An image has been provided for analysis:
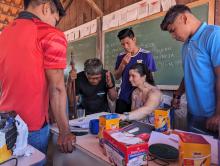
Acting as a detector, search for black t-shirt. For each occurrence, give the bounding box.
[76,70,115,115]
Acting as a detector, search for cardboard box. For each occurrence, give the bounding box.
[103,129,148,166]
[98,114,120,145]
[179,132,211,166]
[154,109,170,132]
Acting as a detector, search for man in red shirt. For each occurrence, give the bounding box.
[0,0,75,155]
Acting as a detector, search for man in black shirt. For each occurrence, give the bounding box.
[67,58,117,115]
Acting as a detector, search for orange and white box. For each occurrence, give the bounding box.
[178,132,211,166]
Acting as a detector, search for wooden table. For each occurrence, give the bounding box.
[50,124,178,166]
[50,123,219,166]
[51,131,111,166]
[75,134,111,165]
[1,145,45,166]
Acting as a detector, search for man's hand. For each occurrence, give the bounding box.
[69,70,77,80]
[119,114,126,121]
[57,132,76,153]
[206,114,220,132]
[114,53,131,80]
[171,98,180,109]
[121,53,131,65]
[106,71,113,88]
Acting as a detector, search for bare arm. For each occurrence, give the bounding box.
[106,71,117,101]
[107,88,117,101]
[114,63,126,80]
[206,66,220,131]
[120,89,162,121]
[46,69,75,153]
[131,92,136,111]
[174,78,185,96]
[129,90,162,120]
[131,89,140,111]
[114,53,131,80]
[171,78,185,109]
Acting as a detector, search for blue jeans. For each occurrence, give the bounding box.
[187,112,218,138]
[28,124,50,154]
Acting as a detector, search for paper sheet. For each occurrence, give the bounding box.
[148,131,179,149]
[103,14,111,31]
[90,19,97,34]
[69,112,110,129]
[202,135,219,164]
[69,32,75,42]
[80,23,91,38]
[109,11,119,28]
[64,29,72,42]
[127,5,138,22]
[74,29,80,40]
[111,132,143,145]
[138,0,149,19]
[161,0,172,11]
[64,32,68,40]
[148,0,161,15]
[119,8,128,26]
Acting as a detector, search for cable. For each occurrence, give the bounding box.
[0,157,18,166]
[148,154,169,166]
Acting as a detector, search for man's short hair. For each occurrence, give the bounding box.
[84,58,103,75]
[117,28,135,40]
[160,4,191,31]
[24,0,65,16]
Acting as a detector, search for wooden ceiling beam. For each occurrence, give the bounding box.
[84,0,103,16]
[64,0,73,12]
[56,0,74,26]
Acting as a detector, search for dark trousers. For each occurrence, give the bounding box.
[115,99,131,114]
[187,112,218,138]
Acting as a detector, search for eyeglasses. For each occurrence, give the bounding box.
[86,74,102,80]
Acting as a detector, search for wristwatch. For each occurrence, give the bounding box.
[123,112,130,121]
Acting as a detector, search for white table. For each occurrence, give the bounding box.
[1,145,45,166]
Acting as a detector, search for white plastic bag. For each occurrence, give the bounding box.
[13,115,29,156]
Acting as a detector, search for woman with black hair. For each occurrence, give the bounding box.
[120,63,162,121]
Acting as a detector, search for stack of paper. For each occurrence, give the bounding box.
[148,131,179,149]
[69,112,110,129]
[110,131,143,145]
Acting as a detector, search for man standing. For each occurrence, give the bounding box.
[161,4,220,137]
[114,28,156,114]
[0,0,75,154]
[67,58,117,115]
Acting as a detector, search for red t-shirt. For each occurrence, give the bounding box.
[0,15,67,131]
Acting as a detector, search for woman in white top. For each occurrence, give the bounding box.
[120,63,162,121]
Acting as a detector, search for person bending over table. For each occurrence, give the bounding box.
[67,58,117,115]
[161,5,220,137]
[0,0,75,155]
[120,63,162,121]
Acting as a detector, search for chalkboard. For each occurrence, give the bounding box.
[65,35,97,77]
[104,4,208,87]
